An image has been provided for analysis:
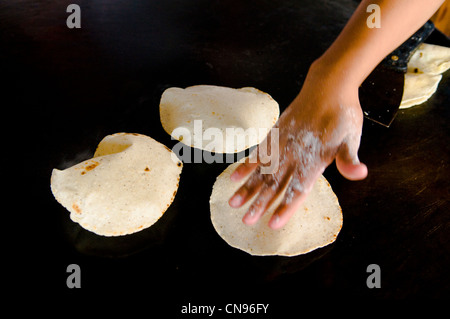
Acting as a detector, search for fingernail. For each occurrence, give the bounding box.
[269,214,281,229]
[274,214,280,225]
[229,194,242,207]
[243,207,257,225]
[230,171,241,182]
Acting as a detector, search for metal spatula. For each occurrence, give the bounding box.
[359,21,435,127]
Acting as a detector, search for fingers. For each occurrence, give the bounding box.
[229,145,277,207]
[228,170,263,208]
[241,171,292,225]
[336,155,368,180]
[229,125,367,231]
[336,134,368,181]
[268,191,308,229]
[240,184,277,226]
[268,169,321,229]
[234,166,322,229]
[230,157,259,182]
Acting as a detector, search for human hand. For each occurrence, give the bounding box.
[228,60,368,229]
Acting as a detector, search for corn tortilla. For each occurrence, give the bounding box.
[159,85,279,153]
[50,133,183,236]
[400,44,450,109]
[209,160,343,256]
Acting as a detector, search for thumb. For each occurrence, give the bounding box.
[335,133,368,181]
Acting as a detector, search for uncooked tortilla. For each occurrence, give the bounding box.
[50,133,183,236]
[160,85,279,153]
[400,43,450,109]
[209,160,342,256]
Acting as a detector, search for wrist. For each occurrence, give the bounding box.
[310,55,365,89]
[305,56,364,98]
[289,58,364,128]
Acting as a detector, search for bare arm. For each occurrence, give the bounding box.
[320,0,445,85]
[229,0,445,229]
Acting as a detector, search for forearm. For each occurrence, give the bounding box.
[316,0,444,86]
